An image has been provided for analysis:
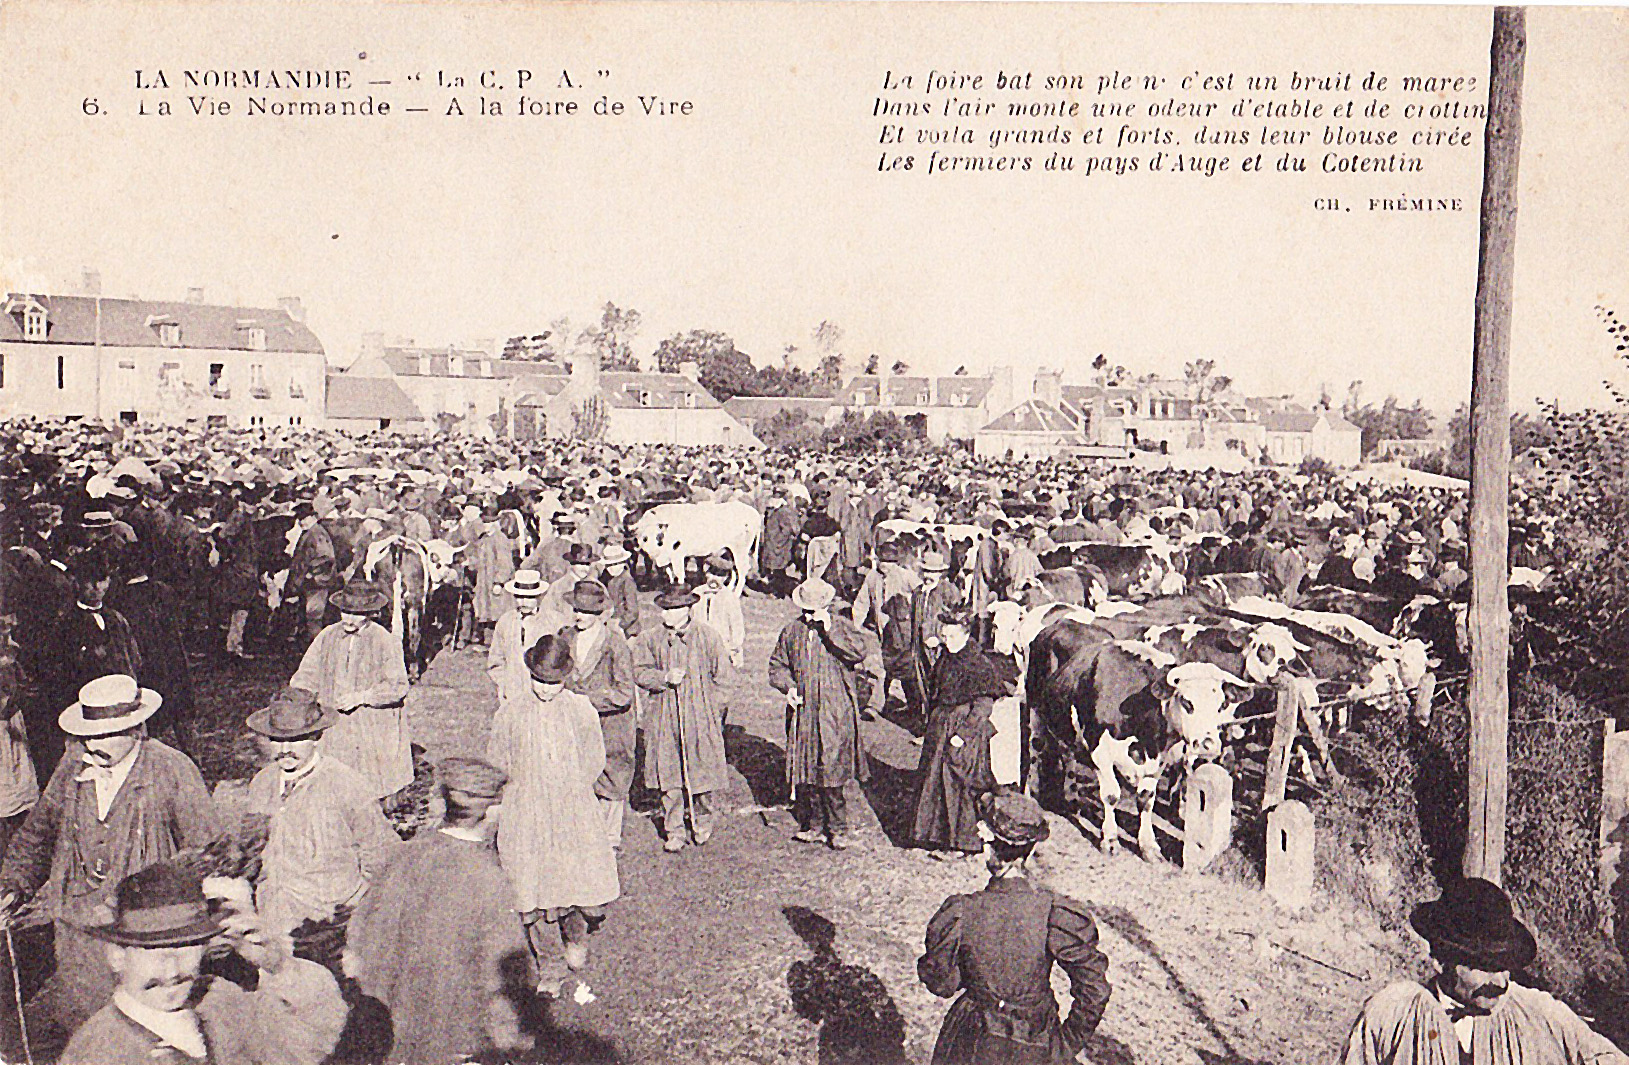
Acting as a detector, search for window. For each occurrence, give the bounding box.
[207,415,227,427]
[289,379,305,399]
[248,414,265,427]
[117,359,136,371]
[0,353,5,388]
[23,307,46,341]
[245,327,266,351]
[638,390,652,407]
[289,415,302,426]
[449,355,465,376]
[249,364,269,399]
[160,361,182,388]
[158,323,181,346]
[683,392,697,409]
[56,355,64,389]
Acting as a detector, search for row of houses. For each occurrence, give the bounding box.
[0,285,1361,464]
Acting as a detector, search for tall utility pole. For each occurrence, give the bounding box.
[1465,6,1527,883]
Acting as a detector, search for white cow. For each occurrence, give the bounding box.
[634,501,762,591]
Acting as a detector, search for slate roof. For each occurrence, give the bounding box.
[510,370,726,410]
[325,374,425,422]
[1255,405,1360,434]
[0,294,323,353]
[979,399,1088,436]
[382,349,549,379]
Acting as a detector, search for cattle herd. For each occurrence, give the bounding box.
[0,417,1562,868]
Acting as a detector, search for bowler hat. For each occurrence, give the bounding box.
[571,580,610,614]
[246,687,334,740]
[438,756,507,800]
[978,790,1051,846]
[656,588,699,610]
[1409,878,1537,971]
[59,674,162,737]
[704,552,735,575]
[79,861,221,948]
[329,581,389,615]
[524,634,575,683]
[80,510,116,531]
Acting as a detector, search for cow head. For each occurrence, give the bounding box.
[634,517,677,568]
[1242,623,1305,684]
[989,601,1025,656]
[1162,661,1251,762]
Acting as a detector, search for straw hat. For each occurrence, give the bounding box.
[504,569,546,598]
[59,674,162,737]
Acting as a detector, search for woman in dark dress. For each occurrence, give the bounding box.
[908,609,1014,858]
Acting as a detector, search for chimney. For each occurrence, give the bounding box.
[989,365,1014,414]
[678,360,700,382]
[81,269,102,297]
[1032,366,1062,407]
[278,296,305,323]
[471,338,495,356]
[186,287,205,304]
[360,331,385,361]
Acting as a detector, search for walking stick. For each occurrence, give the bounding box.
[5,925,33,1065]
[671,640,697,838]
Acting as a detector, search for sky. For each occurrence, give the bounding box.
[1,1,1626,415]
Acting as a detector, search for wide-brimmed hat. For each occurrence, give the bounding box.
[438,756,508,800]
[550,511,578,527]
[875,540,903,563]
[600,545,632,566]
[791,578,836,612]
[564,542,598,567]
[978,790,1051,847]
[1409,878,1536,971]
[80,510,116,531]
[571,580,610,614]
[524,634,575,683]
[329,581,389,614]
[60,674,162,737]
[656,588,699,610]
[505,569,546,598]
[79,861,221,948]
[704,552,735,575]
[246,687,334,740]
[920,551,950,572]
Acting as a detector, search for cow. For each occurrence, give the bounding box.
[1041,542,1184,600]
[1025,615,1253,859]
[358,535,435,680]
[633,501,763,591]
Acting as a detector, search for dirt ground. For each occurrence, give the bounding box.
[25,591,1438,1065]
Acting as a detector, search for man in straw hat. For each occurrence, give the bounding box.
[0,674,219,1033]
[486,635,618,996]
[917,791,1110,1065]
[290,581,412,801]
[1341,877,1625,1064]
[348,757,532,1065]
[57,859,347,1065]
[243,687,401,965]
[486,569,553,712]
[769,577,878,851]
[563,581,637,849]
[634,588,732,853]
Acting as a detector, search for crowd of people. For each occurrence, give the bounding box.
[0,416,1619,1065]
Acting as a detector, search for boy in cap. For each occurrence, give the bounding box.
[599,544,642,637]
[1341,878,1626,1064]
[0,674,219,1033]
[917,792,1110,1065]
[634,588,732,852]
[290,581,412,801]
[695,553,746,670]
[243,687,402,966]
[57,860,347,1065]
[348,757,533,1065]
[563,581,637,848]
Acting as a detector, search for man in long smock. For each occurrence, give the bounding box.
[769,578,873,851]
[290,581,412,801]
[634,588,731,853]
[485,636,619,996]
[563,581,637,848]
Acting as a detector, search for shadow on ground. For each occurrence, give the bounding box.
[784,905,907,1065]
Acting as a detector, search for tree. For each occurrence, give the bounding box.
[954,365,968,376]
[890,360,909,376]
[652,329,737,374]
[1183,358,1216,401]
[864,354,879,375]
[1108,365,1129,387]
[1347,395,1436,457]
[812,320,843,360]
[756,407,825,450]
[815,353,845,391]
[1092,353,1109,386]
[782,343,799,372]
[577,302,643,372]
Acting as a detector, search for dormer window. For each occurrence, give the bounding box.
[638,390,653,407]
[23,306,46,341]
[683,391,697,409]
[449,355,465,377]
[147,315,182,346]
[243,326,267,351]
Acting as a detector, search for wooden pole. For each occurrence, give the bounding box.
[1465,6,1526,884]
